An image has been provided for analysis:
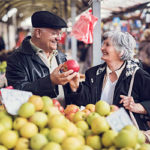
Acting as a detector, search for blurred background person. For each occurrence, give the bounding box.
[138,29,150,74]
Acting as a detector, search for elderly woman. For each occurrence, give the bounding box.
[66,31,150,130]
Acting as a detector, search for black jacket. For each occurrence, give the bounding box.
[6,36,70,104]
[66,62,150,130]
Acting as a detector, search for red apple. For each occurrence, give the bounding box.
[58,106,64,114]
[65,113,75,122]
[61,59,80,73]
[110,105,119,112]
[6,86,14,89]
[64,104,80,115]
[85,104,95,112]
[82,109,91,116]
[52,99,61,107]
[0,86,13,96]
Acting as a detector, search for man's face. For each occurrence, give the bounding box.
[38,28,62,53]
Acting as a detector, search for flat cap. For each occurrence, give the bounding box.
[31,11,67,29]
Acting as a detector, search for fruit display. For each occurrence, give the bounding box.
[61,59,80,73]
[0,61,7,74]
[0,96,150,150]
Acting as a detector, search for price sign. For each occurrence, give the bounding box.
[1,89,32,115]
[106,107,133,132]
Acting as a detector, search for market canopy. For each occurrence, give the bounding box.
[0,0,149,25]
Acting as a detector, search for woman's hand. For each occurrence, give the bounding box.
[69,72,80,92]
[120,95,147,114]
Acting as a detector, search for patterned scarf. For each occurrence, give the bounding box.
[96,58,140,77]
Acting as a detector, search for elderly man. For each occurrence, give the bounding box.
[6,11,77,106]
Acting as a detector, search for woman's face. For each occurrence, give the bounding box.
[38,28,61,53]
[101,38,122,63]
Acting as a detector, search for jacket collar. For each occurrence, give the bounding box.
[19,36,35,55]
[125,59,139,76]
[96,59,139,77]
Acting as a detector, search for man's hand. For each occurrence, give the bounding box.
[69,72,80,92]
[50,64,78,85]
[120,95,147,114]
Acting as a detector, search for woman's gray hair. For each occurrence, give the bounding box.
[103,31,136,60]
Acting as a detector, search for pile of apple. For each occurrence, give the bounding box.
[0,61,7,74]
[0,96,150,150]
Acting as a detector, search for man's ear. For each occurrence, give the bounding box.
[35,28,41,38]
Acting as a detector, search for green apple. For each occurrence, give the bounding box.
[20,122,38,138]
[108,146,117,150]
[122,125,138,135]
[0,145,8,150]
[40,128,50,138]
[73,111,86,123]
[30,111,48,129]
[47,128,67,143]
[48,114,66,129]
[120,148,134,150]
[101,130,118,147]
[42,142,62,150]
[95,100,110,116]
[77,145,94,150]
[0,116,13,130]
[86,135,101,150]
[114,129,137,148]
[85,129,93,137]
[137,130,146,144]
[91,116,109,134]
[18,102,35,118]
[75,120,89,131]
[0,130,18,149]
[0,110,9,119]
[30,133,48,150]
[134,143,141,150]
[75,134,85,145]
[86,112,100,126]
[63,121,78,136]
[77,127,84,136]
[14,137,29,150]
[0,123,6,134]
[62,137,83,150]
[42,96,53,112]
[46,106,61,117]
[28,95,44,111]
[138,143,150,150]
[13,117,28,130]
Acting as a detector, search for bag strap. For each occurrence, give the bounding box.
[128,68,150,143]
[128,67,139,129]
[128,67,138,97]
